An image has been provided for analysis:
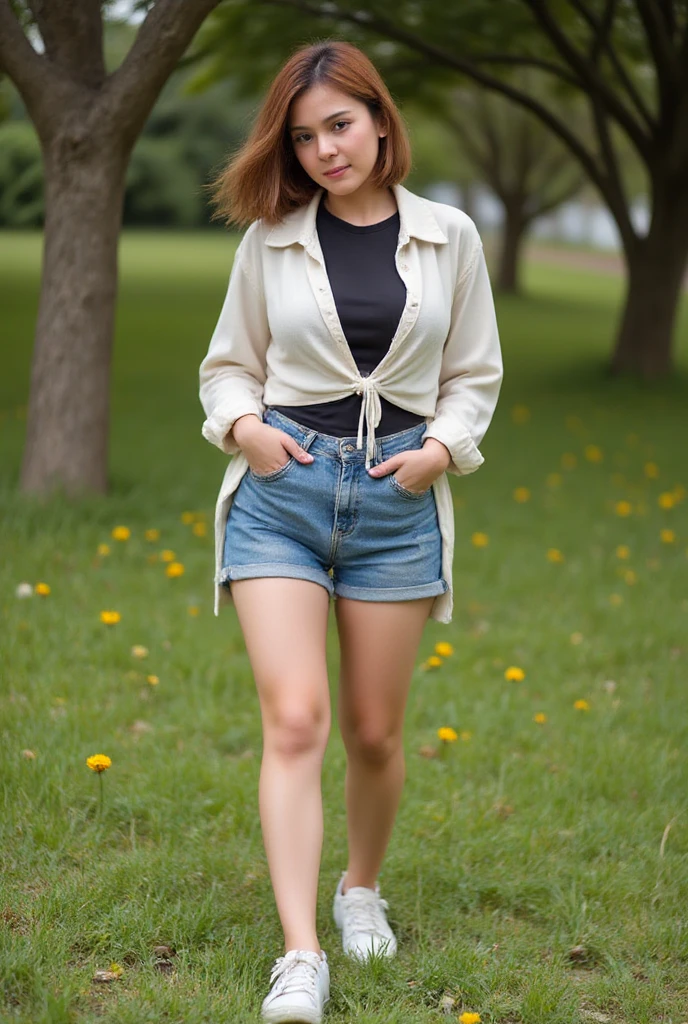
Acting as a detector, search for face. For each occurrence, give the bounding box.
[288,83,387,194]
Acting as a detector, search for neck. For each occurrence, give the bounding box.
[322,184,397,227]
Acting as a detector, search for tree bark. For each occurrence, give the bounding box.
[20,131,128,495]
[497,200,528,293]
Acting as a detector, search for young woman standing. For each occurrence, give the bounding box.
[200,39,503,1024]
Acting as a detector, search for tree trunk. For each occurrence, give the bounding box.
[497,200,527,293]
[20,134,128,495]
[610,188,688,379]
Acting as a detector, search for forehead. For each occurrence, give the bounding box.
[289,83,365,126]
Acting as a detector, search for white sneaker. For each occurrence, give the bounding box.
[332,871,398,960]
[260,948,330,1024]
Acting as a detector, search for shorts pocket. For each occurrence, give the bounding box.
[248,430,317,482]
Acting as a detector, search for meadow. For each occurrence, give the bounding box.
[1,230,687,1023]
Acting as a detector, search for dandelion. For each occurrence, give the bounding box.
[459,1013,481,1024]
[616,545,630,559]
[437,727,458,742]
[426,655,443,668]
[624,570,637,585]
[188,605,200,617]
[513,486,530,503]
[658,492,675,509]
[546,472,562,488]
[100,610,121,625]
[16,582,33,599]
[181,511,195,525]
[146,675,159,686]
[160,549,176,562]
[561,453,577,470]
[547,548,565,563]
[609,593,623,606]
[644,461,659,478]
[86,753,112,818]
[166,561,185,578]
[471,532,489,547]
[145,529,160,542]
[111,526,131,541]
[574,699,590,711]
[130,645,149,659]
[584,444,603,463]
[97,543,110,557]
[35,582,51,596]
[533,712,547,724]
[505,666,525,682]
[660,529,676,544]
[614,500,632,517]
[192,522,207,538]
[434,642,454,657]
[512,405,530,424]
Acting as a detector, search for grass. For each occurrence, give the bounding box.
[1,230,688,1024]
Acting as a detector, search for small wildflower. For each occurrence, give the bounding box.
[97,543,110,556]
[513,486,530,503]
[111,526,131,541]
[130,645,149,659]
[561,453,577,469]
[434,641,454,657]
[437,727,458,742]
[624,570,637,585]
[16,582,33,599]
[512,405,530,424]
[673,485,685,503]
[584,444,603,463]
[615,500,632,517]
[660,529,676,544]
[547,548,565,563]
[181,511,195,525]
[658,492,675,509]
[166,561,185,578]
[533,712,547,724]
[86,754,112,772]
[609,593,623,606]
[160,549,176,562]
[644,461,659,479]
[35,582,51,596]
[574,699,590,711]
[145,529,160,542]
[570,632,584,645]
[22,749,36,759]
[426,655,443,668]
[100,610,121,625]
[546,472,562,488]
[192,521,207,538]
[471,532,489,547]
[505,666,525,682]
[459,1013,481,1024]
[188,605,200,617]
[616,545,630,559]
[146,675,160,686]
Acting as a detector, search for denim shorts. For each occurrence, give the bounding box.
[220,407,449,603]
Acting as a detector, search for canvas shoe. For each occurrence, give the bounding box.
[332,871,398,960]
[260,948,330,1024]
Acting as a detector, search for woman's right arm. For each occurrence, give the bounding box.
[199,224,270,455]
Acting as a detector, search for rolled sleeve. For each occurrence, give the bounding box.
[422,232,503,476]
[199,227,270,455]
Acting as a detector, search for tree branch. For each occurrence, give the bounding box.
[26,0,105,87]
[0,0,54,118]
[635,0,681,92]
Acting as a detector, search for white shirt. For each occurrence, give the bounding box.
[200,182,503,624]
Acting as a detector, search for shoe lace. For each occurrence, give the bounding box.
[344,889,391,936]
[269,950,321,997]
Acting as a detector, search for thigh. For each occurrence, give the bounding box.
[231,577,332,730]
[334,595,435,738]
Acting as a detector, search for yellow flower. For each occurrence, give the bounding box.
[614,500,632,517]
[513,486,530,503]
[146,675,160,686]
[97,543,110,556]
[533,712,547,724]
[160,549,176,562]
[660,529,675,544]
[166,561,185,578]
[181,511,196,524]
[584,444,603,463]
[574,699,590,711]
[673,485,685,503]
[546,472,562,488]
[644,461,659,479]
[471,532,489,547]
[512,405,530,424]
[459,1013,481,1024]
[505,666,525,682]
[615,545,630,559]
[100,610,121,625]
[86,754,112,772]
[35,582,51,596]
[434,642,454,657]
[188,605,200,617]
[111,526,131,541]
[561,453,577,469]
[609,593,623,606]
[624,570,637,585]
[426,655,443,668]
[22,749,36,759]
[658,492,675,509]
[192,521,207,537]
[145,529,160,542]
[437,727,458,742]
[547,548,565,563]
[130,645,149,659]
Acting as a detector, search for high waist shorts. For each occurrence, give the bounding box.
[220,407,449,603]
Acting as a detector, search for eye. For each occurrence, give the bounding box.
[333,120,350,131]
[293,121,350,145]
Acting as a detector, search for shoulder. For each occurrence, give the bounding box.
[421,195,482,251]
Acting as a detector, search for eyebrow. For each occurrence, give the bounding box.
[289,109,352,132]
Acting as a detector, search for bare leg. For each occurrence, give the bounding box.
[231,577,332,953]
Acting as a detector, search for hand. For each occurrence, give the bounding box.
[367,439,451,492]
[231,416,314,475]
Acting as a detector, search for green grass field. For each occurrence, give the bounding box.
[1,231,687,1024]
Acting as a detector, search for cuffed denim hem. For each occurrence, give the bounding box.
[218,562,335,597]
[333,578,449,602]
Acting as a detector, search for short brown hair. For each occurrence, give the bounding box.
[208,40,412,228]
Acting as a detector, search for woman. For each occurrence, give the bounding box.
[200,39,503,1024]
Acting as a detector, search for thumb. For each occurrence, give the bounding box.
[368,455,398,476]
[283,435,314,462]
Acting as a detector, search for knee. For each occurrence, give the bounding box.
[265,703,330,758]
[345,725,401,766]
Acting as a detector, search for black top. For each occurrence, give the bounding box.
[269,197,426,438]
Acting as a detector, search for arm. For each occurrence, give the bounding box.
[199,227,270,455]
[421,230,503,476]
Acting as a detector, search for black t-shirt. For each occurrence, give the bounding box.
[269,197,426,438]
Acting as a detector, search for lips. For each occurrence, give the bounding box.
[324,165,350,176]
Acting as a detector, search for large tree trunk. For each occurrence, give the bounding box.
[610,188,688,378]
[20,134,128,495]
[497,200,527,293]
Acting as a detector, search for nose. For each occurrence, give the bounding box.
[317,135,337,160]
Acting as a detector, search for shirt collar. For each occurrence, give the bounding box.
[265,183,448,248]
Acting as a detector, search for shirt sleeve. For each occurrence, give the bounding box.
[199,228,270,455]
[421,231,503,476]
